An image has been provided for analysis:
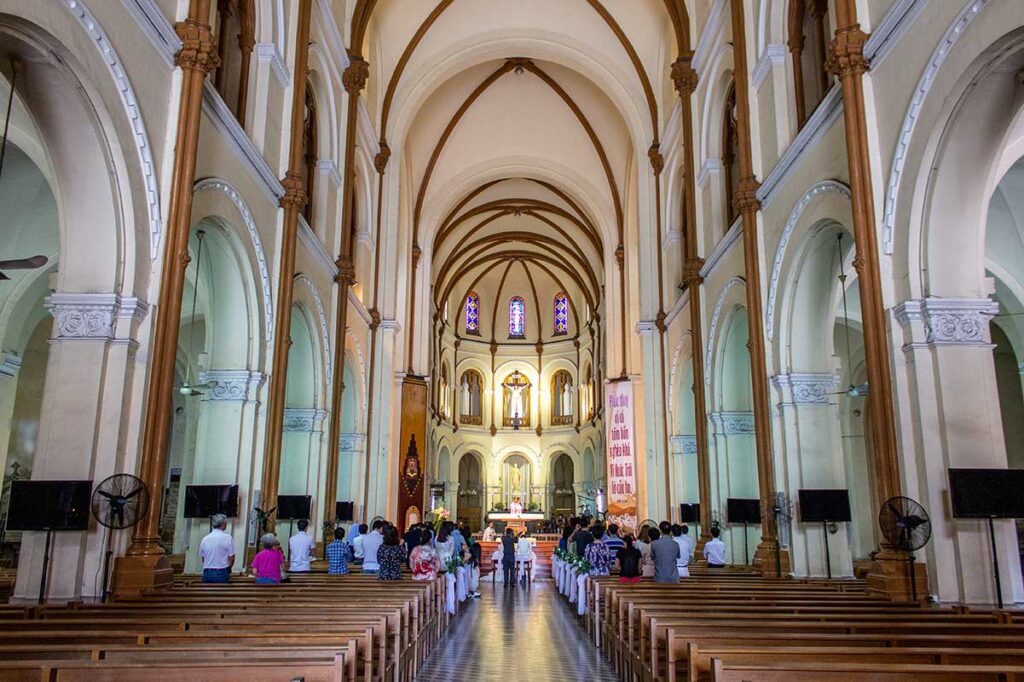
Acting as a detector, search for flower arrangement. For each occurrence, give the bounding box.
[553,546,589,572]
[429,505,450,534]
[443,556,462,574]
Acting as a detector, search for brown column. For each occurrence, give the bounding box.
[828,0,922,600]
[235,4,255,128]
[259,0,313,532]
[324,55,369,525]
[112,0,218,598]
[672,54,714,551]
[728,0,790,576]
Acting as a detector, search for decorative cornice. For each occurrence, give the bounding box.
[765,181,852,340]
[894,297,999,348]
[202,82,284,200]
[0,353,21,379]
[198,369,265,402]
[882,0,992,254]
[709,411,755,435]
[194,178,274,342]
[45,293,148,341]
[752,44,786,90]
[757,86,843,206]
[634,320,657,336]
[256,42,290,86]
[66,0,163,259]
[283,407,327,432]
[339,432,366,452]
[671,434,697,456]
[379,319,402,333]
[122,0,180,65]
[772,373,839,404]
[864,0,926,66]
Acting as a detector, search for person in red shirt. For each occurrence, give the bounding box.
[251,533,285,584]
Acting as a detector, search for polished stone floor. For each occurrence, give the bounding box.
[415,580,621,682]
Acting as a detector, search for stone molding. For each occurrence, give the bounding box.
[894,297,999,348]
[772,373,839,404]
[634,320,657,336]
[339,432,366,452]
[709,411,755,435]
[198,370,266,401]
[256,42,290,86]
[283,407,327,432]
[0,353,21,378]
[752,44,786,90]
[671,434,697,456]
[45,293,148,341]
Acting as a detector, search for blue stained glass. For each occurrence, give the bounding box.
[465,291,480,333]
[509,296,525,337]
[554,293,569,335]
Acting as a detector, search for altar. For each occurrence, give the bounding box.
[487,512,545,535]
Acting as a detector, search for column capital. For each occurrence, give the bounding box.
[671,54,698,96]
[826,25,870,79]
[0,352,21,378]
[894,297,999,348]
[734,176,762,214]
[671,434,697,456]
[339,431,367,452]
[374,143,391,174]
[683,257,705,284]
[45,293,148,342]
[284,407,328,432]
[279,171,307,211]
[771,372,839,404]
[648,144,664,175]
[342,56,369,95]
[197,369,266,402]
[335,255,357,286]
[174,17,220,74]
[709,411,755,435]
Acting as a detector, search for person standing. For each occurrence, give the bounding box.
[435,522,455,565]
[603,523,625,554]
[703,526,727,567]
[199,513,235,583]
[636,526,654,578]
[572,522,595,557]
[482,521,496,542]
[649,527,680,583]
[500,527,516,586]
[466,536,482,598]
[326,527,352,575]
[362,520,386,574]
[352,523,368,565]
[288,519,316,573]
[672,523,693,578]
[584,523,612,577]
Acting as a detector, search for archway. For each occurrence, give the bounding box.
[551,453,575,517]
[502,453,532,510]
[457,452,484,531]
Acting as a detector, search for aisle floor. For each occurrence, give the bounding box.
[414,579,621,681]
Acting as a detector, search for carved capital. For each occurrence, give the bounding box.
[374,143,391,174]
[454,338,461,350]
[342,57,369,95]
[671,55,698,96]
[683,257,705,284]
[489,341,499,356]
[826,25,870,79]
[489,425,498,437]
[411,243,422,269]
[655,310,667,333]
[335,255,357,286]
[615,244,625,270]
[648,144,664,175]
[535,340,544,355]
[734,177,762,215]
[279,171,307,211]
[368,307,381,330]
[174,17,219,74]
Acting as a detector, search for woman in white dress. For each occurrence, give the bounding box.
[435,522,455,566]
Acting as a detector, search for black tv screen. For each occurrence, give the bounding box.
[949,468,1024,519]
[679,503,700,523]
[799,489,852,523]
[6,480,92,531]
[276,495,311,521]
[727,498,761,524]
[336,501,354,522]
[183,484,239,519]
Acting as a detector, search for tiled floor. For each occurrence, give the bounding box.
[415,580,621,682]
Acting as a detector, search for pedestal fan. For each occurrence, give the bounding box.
[878,495,931,601]
[91,474,149,602]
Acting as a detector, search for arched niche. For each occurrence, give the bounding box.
[551,452,576,516]
[456,452,484,531]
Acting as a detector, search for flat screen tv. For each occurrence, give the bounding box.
[276,495,311,521]
[726,498,761,524]
[798,489,852,523]
[949,468,1024,519]
[183,484,239,519]
[6,480,92,531]
[679,503,700,523]
[336,501,355,522]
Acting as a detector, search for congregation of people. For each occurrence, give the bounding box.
[199,513,484,593]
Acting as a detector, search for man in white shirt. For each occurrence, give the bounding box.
[352,523,368,564]
[482,521,496,542]
[361,520,385,573]
[199,514,235,583]
[703,526,727,567]
[672,523,693,577]
[288,519,316,572]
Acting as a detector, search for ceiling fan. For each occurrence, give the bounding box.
[176,230,217,397]
[0,59,49,282]
[832,233,868,399]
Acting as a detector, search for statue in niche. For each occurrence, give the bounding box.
[461,375,471,415]
[561,379,573,416]
[502,370,530,428]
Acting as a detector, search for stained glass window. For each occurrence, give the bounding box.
[509,296,525,337]
[554,292,569,335]
[465,291,480,334]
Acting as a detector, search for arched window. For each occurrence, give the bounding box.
[212,0,254,126]
[459,370,483,425]
[551,369,574,425]
[554,292,569,335]
[789,0,832,128]
[722,82,740,227]
[465,291,480,335]
[509,296,526,338]
[302,86,317,224]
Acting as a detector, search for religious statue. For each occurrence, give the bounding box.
[508,463,521,492]
[503,370,529,429]
[561,380,573,416]
[460,375,471,416]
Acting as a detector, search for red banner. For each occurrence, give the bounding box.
[606,379,637,533]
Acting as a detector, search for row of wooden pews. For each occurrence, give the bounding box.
[563,567,1024,681]
[0,572,451,682]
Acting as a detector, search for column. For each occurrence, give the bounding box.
[364,320,399,520]
[260,0,313,531]
[772,373,854,578]
[113,0,218,599]
[16,293,147,601]
[0,353,21,484]
[728,0,789,575]
[636,321,668,519]
[894,298,1022,604]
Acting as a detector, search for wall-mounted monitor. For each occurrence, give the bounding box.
[6,480,92,531]
[183,484,239,519]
